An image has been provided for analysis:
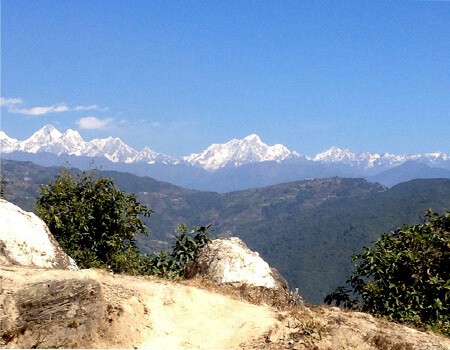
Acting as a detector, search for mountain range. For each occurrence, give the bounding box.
[1,124,449,192]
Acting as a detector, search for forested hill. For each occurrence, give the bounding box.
[2,158,449,303]
[229,178,450,303]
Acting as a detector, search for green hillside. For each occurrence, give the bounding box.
[231,178,450,303]
[2,158,449,303]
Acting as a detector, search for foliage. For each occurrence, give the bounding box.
[36,168,153,273]
[143,224,211,278]
[325,210,450,335]
[0,175,5,198]
[323,286,358,309]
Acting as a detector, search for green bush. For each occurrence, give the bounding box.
[37,168,211,278]
[325,210,450,335]
[37,168,153,273]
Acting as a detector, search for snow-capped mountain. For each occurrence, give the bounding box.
[183,134,300,170]
[11,124,87,156]
[82,137,138,163]
[18,125,63,153]
[0,131,19,153]
[313,146,359,164]
[126,147,179,165]
[1,125,449,174]
[0,124,175,165]
[313,146,449,170]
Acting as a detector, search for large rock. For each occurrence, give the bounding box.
[186,237,302,309]
[186,237,288,290]
[0,199,77,270]
[1,277,105,348]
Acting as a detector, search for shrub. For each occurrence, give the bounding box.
[142,224,211,278]
[325,210,450,335]
[36,168,152,273]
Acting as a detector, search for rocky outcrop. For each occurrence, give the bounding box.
[0,199,77,270]
[1,277,105,348]
[185,237,303,309]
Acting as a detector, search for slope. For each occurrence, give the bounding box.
[230,178,450,303]
[3,266,450,350]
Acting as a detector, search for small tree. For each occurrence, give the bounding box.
[36,168,152,273]
[325,210,450,335]
[142,224,211,279]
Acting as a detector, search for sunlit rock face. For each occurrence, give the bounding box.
[0,199,77,270]
[186,237,287,290]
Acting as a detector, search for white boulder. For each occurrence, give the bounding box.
[186,237,287,290]
[0,199,77,269]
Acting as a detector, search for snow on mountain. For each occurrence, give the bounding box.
[420,152,449,164]
[126,147,179,165]
[1,125,172,164]
[313,146,358,164]
[37,129,86,155]
[18,124,63,153]
[184,134,300,170]
[0,131,19,153]
[83,137,138,163]
[311,146,450,170]
[1,125,449,171]
[367,152,450,169]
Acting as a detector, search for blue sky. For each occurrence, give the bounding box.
[1,0,449,157]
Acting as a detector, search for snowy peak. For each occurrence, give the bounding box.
[0,131,19,143]
[83,137,138,163]
[19,124,63,153]
[0,131,19,153]
[313,146,450,170]
[126,147,179,165]
[35,124,62,140]
[184,134,300,170]
[38,129,86,155]
[242,134,262,142]
[1,125,173,164]
[313,146,357,163]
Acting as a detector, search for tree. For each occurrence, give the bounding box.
[36,168,152,273]
[325,210,450,335]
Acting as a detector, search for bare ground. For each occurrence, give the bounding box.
[1,266,449,349]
